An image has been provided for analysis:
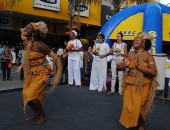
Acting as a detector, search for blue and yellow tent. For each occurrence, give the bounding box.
[100,2,170,53]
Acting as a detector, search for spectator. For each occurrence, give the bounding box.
[108,32,127,95]
[18,45,24,81]
[83,45,93,86]
[0,43,4,60]
[1,46,13,81]
[60,49,68,84]
[57,47,63,57]
[89,34,110,92]
[164,52,170,98]
[64,41,68,48]
[67,30,82,87]
[0,44,4,73]
[11,47,16,66]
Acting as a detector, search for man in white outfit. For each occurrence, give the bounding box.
[67,30,82,87]
[108,32,127,95]
[89,34,110,92]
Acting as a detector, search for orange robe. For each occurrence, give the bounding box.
[22,51,48,111]
[120,60,152,128]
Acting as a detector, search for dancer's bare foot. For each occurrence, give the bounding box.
[26,115,38,121]
[36,116,47,125]
[138,125,144,130]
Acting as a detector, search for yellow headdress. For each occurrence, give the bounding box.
[135,32,153,43]
[31,21,48,34]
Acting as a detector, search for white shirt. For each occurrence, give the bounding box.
[112,42,126,60]
[107,55,112,62]
[57,48,63,56]
[18,50,24,63]
[93,43,110,61]
[11,51,16,64]
[46,55,53,69]
[68,39,82,60]
[165,58,170,78]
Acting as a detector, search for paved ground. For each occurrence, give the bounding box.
[0,66,23,92]
[0,67,170,130]
[0,86,170,130]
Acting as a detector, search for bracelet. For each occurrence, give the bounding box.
[148,62,155,65]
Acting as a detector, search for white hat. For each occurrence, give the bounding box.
[71,30,77,37]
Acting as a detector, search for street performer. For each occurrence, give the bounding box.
[19,21,62,125]
[117,32,158,130]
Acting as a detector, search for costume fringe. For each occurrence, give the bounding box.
[121,51,158,113]
[49,51,62,92]
[23,41,32,83]
[145,67,158,113]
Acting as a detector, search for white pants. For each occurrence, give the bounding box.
[68,58,81,86]
[89,60,107,92]
[111,59,123,93]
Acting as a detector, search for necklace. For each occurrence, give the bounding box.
[135,50,144,53]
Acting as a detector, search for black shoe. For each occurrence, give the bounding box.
[3,78,6,81]
[7,78,12,81]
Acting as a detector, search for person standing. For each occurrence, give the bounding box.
[0,43,4,73]
[117,32,157,130]
[1,46,13,81]
[164,52,170,98]
[0,43,4,60]
[60,49,68,84]
[108,32,127,95]
[67,30,82,87]
[89,34,110,92]
[83,45,93,85]
[11,47,16,66]
[64,41,68,48]
[57,47,63,57]
[18,45,24,81]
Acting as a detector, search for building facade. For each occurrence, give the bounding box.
[0,0,102,47]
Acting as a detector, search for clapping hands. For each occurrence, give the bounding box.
[124,57,131,67]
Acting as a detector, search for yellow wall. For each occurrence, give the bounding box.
[163,13,170,41]
[0,0,101,26]
[109,13,144,40]
[0,0,6,10]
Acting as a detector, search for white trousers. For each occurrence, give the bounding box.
[89,60,107,92]
[68,58,81,86]
[111,59,123,93]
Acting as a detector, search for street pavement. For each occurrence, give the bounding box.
[0,67,170,130]
[0,66,23,92]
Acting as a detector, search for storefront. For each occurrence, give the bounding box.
[0,0,102,47]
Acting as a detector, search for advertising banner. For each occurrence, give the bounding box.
[33,0,60,11]
[74,4,90,17]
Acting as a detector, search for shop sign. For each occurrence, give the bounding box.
[33,0,60,11]
[74,3,90,17]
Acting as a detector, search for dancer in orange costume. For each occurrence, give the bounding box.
[117,33,158,130]
[19,22,62,125]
